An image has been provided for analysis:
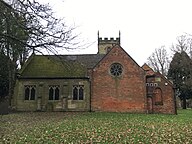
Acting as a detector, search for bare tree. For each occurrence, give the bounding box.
[0,0,81,106]
[186,34,192,58]
[1,0,80,56]
[147,46,169,76]
[171,34,192,58]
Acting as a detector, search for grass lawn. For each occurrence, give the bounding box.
[0,110,192,143]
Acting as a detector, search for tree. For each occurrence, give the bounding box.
[168,51,192,109]
[3,0,79,54]
[147,46,169,76]
[0,0,80,106]
[0,52,9,99]
[0,0,30,105]
[171,34,192,58]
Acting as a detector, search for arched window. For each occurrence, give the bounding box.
[25,87,30,100]
[79,86,84,100]
[55,87,59,100]
[24,85,36,100]
[106,47,111,53]
[154,88,163,105]
[73,86,78,100]
[49,86,60,100]
[73,85,84,100]
[49,87,54,100]
[31,87,36,100]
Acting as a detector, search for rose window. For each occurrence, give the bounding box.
[110,63,123,77]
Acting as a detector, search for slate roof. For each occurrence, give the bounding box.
[51,54,105,69]
[20,54,105,78]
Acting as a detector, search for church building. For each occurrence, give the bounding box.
[12,33,176,114]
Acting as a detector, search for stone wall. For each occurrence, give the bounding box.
[12,78,90,112]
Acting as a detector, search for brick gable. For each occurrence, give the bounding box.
[91,45,147,112]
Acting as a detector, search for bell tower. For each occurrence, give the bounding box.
[98,31,121,54]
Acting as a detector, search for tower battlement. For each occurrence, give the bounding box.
[97,31,121,54]
[98,37,120,44]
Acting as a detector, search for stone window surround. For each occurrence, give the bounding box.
[110,63,123,77]
[48,85,60,101]
[72,85,84,100]
[24,85,36,100]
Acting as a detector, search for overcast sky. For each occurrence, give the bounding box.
[41,0,192,66]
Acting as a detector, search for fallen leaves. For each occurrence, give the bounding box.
[0,110,192,143]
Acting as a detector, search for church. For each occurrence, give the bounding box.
[12,33,176,114]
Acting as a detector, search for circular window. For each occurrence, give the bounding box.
[110,63,123,77]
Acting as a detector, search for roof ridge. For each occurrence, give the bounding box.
[35,54,105,56]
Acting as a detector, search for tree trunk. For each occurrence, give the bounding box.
[5,8,12,107]
[8,58,12,107]
[182,95,187,109]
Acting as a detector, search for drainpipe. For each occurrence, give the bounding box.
[89,78,92,112]
[88,69,93,112]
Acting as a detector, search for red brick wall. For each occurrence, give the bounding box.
[152,74,176,114]
[91,46,147,112]
[146,74,176,114]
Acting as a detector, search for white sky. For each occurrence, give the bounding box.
[41,0,192,66]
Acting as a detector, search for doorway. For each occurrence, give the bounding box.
[147,97,153,113]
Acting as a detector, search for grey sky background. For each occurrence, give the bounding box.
[40,0,192,66]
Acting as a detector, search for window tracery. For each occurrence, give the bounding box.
[110,63,123,77]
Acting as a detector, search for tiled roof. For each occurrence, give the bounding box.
[20,54,105,78]
[52,54,105,69]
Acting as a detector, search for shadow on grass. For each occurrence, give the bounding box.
[0,97,9,115]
